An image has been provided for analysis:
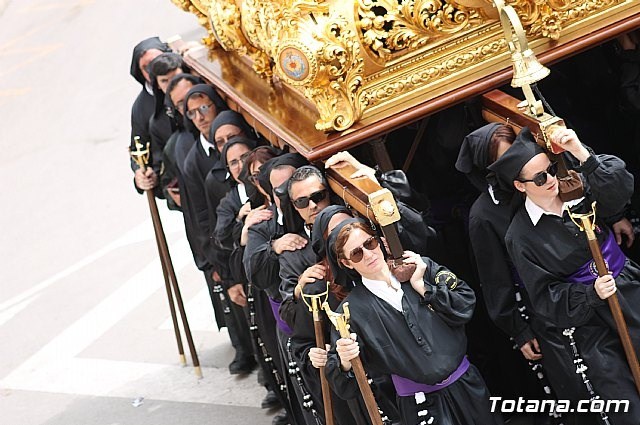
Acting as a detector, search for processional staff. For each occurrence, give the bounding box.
[130,137,202,378]
[323,302,384,425]
[566,202,640,396]
[302,284,335,425]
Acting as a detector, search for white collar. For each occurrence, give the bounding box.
[361,275,404,312]
[276,207,284,226]
[144,81,154,96]
[237,183,249,204]
[199,134,216,157]
[303,224,311,239]
[525,196,585,226]
[488,184,500,205]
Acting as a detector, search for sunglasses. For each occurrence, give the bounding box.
[186,103,213,120]
[292,189,328,209]
[346,236,379,263]
[518,161,558,187]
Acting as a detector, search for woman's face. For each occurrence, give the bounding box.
[514,152,558,200]
[215,124,245,152]
[340,228,385,277]
[226,143,251,183]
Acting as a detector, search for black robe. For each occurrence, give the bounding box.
[279,237,368,425]
[470,191,596,411]
[505,154,640,424]
[325,257,502,425]
[243,205,285,300]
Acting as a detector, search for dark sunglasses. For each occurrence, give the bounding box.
[518,161,558,187]
[292,189,328,209]
[186,103,213,120]
[346,236,379,263]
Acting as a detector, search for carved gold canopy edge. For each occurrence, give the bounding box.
[173,0,639,143]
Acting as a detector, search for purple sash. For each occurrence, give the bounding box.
[268,297,293,336]
[567,231,626,284]
[391,356,470,397]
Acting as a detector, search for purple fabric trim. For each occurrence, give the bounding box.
[567,231,626,285]
[268,297,293,336]
[391,356,470,397]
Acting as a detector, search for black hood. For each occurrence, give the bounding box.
[487,127,546,194]
[256,153,308,203]
[220,136,258,169]
[209,110,254,152]
[129,37,170,86]
[311,205,352,260]
[182,84,228,136]
[325,217,365,287]
[455,122,501,193]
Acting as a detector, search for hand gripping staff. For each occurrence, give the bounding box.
[566,201,640,395]
[301,282,335,425]
[130,137,202,378]
[323,302,384,425]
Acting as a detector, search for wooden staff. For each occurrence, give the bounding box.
[323,302,383,425]
[567,202,640,395]
[302,290,335,425]
[130,137,202,378]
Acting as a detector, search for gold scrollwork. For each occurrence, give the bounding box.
[301,15,366,131]
[361,38,507,107]
[171,0,218,48]
[357,0,488,61]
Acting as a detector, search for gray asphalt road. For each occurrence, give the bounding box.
[0,1,273,424]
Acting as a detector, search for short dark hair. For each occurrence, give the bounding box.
[149,52,184,81]
[287,165,326,199]
[166,73,202,98]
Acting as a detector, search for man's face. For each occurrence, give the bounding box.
[289,176,330,225]
[139,48,163,84]
[186,95,217,138]
[269,166,295,210]
[169,79,193,116]
[157,67,183,93]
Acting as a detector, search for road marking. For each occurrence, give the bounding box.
[0,233,262,407]
[0,207,183,319]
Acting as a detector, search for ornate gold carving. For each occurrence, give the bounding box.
[171,0,218,48]
[305,15,366,131]
[173,0,633,132]
[356,0,490,61]
[361,38,507,107]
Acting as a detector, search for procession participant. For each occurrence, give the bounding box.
[308,206,401,425]
[129,36,171,195]
[490,126,640,424]
[457,123,599,424]
[328,221,503,425]
[181,84,256,375]
[204,110,255,229]
[243,153,312,425]
[161,73,203,209]
[279,166,363,425]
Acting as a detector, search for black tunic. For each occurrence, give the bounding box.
[505,154,640,424]
[325,258,502,425]
[470,191,594,405]
[243,205,285,300]
[279,236,365,425]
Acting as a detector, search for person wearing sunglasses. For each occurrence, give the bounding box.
[458,124,603,424]
[325,220,502,425]
[490,126,640,424]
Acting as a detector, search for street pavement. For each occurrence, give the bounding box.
[0,1,273,424]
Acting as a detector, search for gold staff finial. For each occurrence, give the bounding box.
[322,302,351,338]
[565,201,597,238]
[130,136,150,170]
